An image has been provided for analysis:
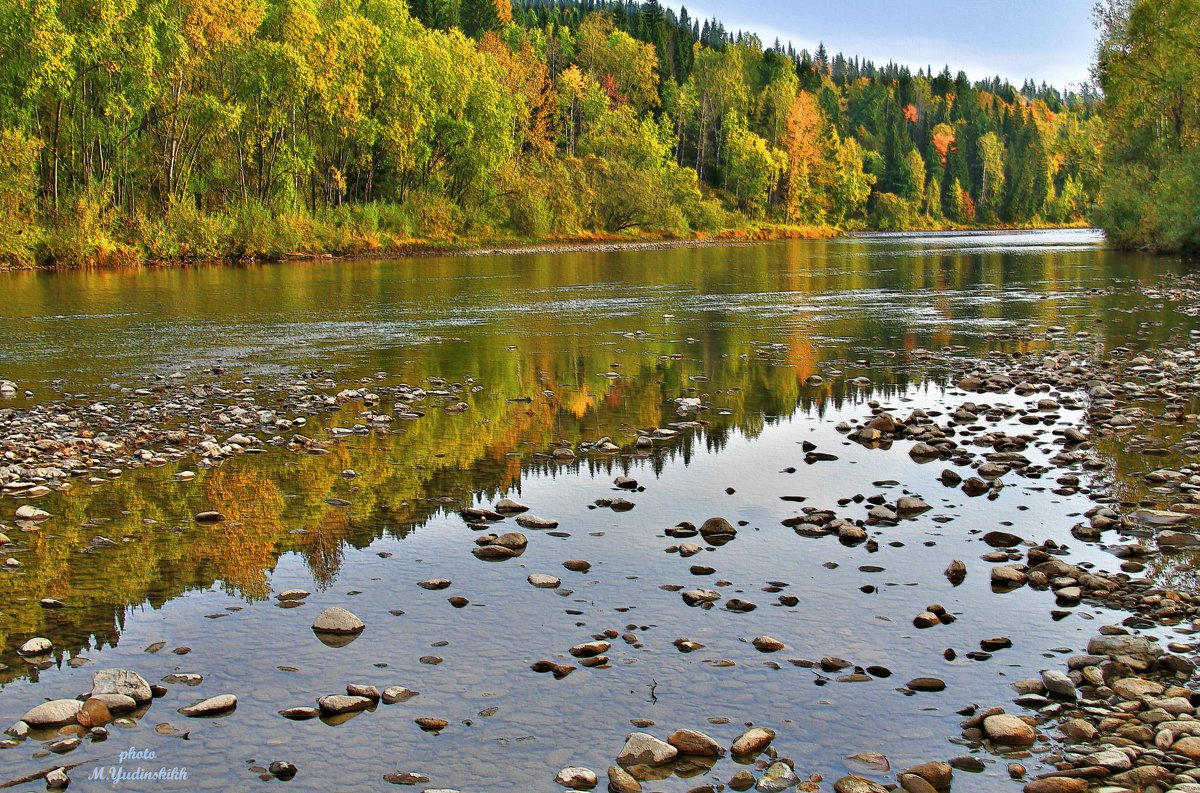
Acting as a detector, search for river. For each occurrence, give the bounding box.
[0,229,1195,792]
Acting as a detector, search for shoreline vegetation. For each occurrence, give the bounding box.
[0,0,1103,272]
[0,219,1094,272]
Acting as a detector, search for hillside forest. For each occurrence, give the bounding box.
[0,0,1106,266]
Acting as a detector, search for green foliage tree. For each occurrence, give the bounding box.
[1092,0,1200,251]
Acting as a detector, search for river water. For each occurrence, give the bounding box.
[0,229,1195,792]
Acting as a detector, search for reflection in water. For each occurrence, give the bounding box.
[0,230,1187,678]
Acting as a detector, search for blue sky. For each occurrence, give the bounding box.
[667,0,1098,90]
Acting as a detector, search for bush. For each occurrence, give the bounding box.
[39,186,138,268]
[0,128,40,267]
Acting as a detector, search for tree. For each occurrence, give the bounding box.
[976,131,1006,221]
[461,0,512,38]
[1092,0,1200,251]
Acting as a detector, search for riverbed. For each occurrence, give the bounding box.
[1,229,1198,793]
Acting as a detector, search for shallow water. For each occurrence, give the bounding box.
[0,229,1196,792]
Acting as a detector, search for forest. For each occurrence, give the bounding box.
[1092,0,1200,253]
[0,0,1105,267]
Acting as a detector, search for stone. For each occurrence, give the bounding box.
[75,698,111,728]
[1022,780,1087,793]
[316,695,373,715]
[495,498,528,513]
[516,515,558,529]
[91,669,152,703]
[381,687,418,704]
[991,566,1028,587]
[268,761,297,780]
[906,678,946,692]
[983,714,1036,746]
[555,767,598,789]
[1086,749,1131,772]
[1059,719,1097,741]
[667,728,722,757]
[193,511,225,523]
[729,771,756,791]
[45,768,69,790]
[944,560,966,583]
[88,694,137,713]
[312,607,364,635]
[14,505,50,520]
[699,517,737,537]
[1173,736,1200,760]
[1111,677,1164,700]
[21,700,83,727]
[896,497,931,514]
[607,765,642,793]
[346,684,380,701]
[833,776,889,793]
[1040,670,1077,700]
[752,636,785,652]
[418,578,451,590]
[682,589,721,606]
[731,727,775,756]
[277,589,310,601]
[18,637,52,655]
[902,762,952,790]
[756,761,800,792]
[279,707,320,720]
[570,641,610,658]
[528,574,561,588]
[178,694,237,717]
[1087,635,1161,666]
[616,733,677,766]
[897,774,937,793]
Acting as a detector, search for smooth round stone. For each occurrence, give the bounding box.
[731,726,775,756]
[316,696,373,715]
[906,677,946,692]
[312,607,364,635]
[21,700,83,727]
[667,728,722,757]
[528,574,562,588]
[983,714,1036,746]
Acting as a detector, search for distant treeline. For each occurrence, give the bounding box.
[0,0,1101,266]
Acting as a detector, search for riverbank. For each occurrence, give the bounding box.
[0,217,1094,273]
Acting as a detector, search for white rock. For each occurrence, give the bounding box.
[18,637,53,655]
[178,694,237,716]
[312,607,364,634]
[555,767,598,788]
[14,505,50,520]
[616,732,677,766]
[91,669,153,703]
[20,699,83,727]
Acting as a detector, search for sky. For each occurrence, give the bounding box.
[665,0,1099,91]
